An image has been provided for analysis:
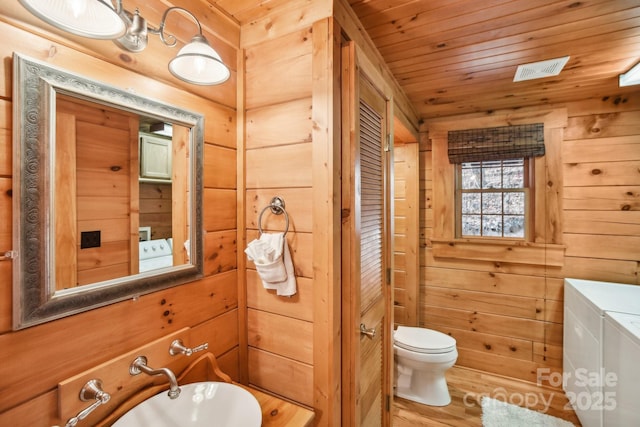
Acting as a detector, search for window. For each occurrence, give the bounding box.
[429,110,566,266]
[456,158,531,239]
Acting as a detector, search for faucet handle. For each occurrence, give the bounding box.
[64,379,111,427]
[169,339,208,356]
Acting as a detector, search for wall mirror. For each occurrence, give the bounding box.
[12,53,204,329]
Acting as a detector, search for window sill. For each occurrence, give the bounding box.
[431,238,565,267]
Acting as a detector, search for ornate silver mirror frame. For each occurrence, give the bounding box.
[12,53,204,329]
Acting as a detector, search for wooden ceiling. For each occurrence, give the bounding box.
[9,0,638,121]
[348,0,640,119]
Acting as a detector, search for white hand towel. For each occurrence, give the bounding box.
[245,232,287,284]
[276,239,297,297]
[244,232,297,297]
[245,238,278,264]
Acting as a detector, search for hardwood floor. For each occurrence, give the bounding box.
[392,366,581,426]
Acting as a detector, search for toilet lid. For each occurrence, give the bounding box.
[394,326,456,354]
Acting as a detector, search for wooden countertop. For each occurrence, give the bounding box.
[242,385,315,427]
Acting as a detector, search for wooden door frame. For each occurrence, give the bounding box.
[340,38,394,427]
[311,17,344,427]
[341,39,359,427]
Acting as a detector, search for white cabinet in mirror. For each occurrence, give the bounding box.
[140,132,173,182]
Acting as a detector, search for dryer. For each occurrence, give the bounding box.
[603,311,640,427]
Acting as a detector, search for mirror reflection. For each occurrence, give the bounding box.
[13,53,204,329]
[54,95,190,290]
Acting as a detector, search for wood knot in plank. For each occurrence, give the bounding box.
[119,53,132,63]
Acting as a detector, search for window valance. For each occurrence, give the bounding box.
[447,123,544,163]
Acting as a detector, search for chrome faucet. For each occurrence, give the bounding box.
[129,356,181,399]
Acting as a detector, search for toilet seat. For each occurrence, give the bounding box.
[394,326,456,354]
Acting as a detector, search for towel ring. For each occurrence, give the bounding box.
[258,196,289,236]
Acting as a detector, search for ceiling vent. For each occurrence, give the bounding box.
[513,56,570,82]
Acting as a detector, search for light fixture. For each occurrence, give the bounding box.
[19,0,126,39]
[18,0,230,86]
[619,61,640,87]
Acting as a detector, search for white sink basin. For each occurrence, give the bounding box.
[112,382,262,426]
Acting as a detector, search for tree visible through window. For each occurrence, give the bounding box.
[457,159,529,238]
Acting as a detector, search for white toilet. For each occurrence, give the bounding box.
[394,326,458,406]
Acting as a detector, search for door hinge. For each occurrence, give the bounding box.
[386,394,391,411]
[384,134,391,152]
[386,267,391,285]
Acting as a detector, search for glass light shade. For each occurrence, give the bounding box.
[619,61,640,87]
[168,35,230,86]
[19,0,125,39]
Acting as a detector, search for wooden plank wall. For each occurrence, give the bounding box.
[393,143,419,327]
[418,94,640,386]
[561,95,640,282]
[394,146,410,325]
[240,2,323,409]
[139,182,173,240]
[56,97,139,287]
[0,7,240,425]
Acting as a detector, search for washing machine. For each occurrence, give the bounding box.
[139,238,174,272]
[563,278,640,427]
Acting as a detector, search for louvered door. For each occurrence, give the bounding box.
[342,41,392,427]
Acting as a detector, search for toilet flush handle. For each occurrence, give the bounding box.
[360,323,376,339]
